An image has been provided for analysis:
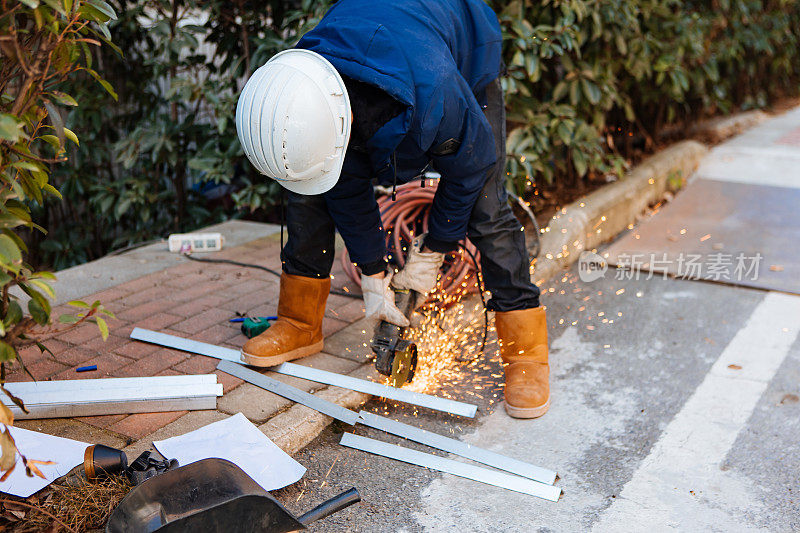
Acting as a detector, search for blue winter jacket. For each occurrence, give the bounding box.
[297,0,503,265]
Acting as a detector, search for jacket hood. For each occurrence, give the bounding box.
[296,0,503,179]
[298,20,415,169]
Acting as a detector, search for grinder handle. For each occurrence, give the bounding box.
[297,487,361,526]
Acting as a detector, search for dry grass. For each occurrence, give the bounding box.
[0,474,132,532]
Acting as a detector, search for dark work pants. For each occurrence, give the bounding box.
[281,78,541,312]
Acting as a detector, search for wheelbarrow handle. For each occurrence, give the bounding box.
[297,487,361,526]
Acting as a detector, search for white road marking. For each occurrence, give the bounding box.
[696,146,800,189]
[592,292,800,531]
[414,327,638,531]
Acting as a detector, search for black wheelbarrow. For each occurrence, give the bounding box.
[106,458,360,533]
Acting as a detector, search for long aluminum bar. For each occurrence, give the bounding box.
[133,328,478,418]
[275,363,476,418]
[2,375,222,419]
[216,360,360,425]
[357,410,556,485]
[339,433,561,502]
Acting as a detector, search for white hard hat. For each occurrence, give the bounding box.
[235,49,351,195]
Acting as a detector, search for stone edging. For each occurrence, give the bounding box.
[532,140,708,285]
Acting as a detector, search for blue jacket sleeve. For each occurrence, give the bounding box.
[323,150,387,266]
[422,76,497,243]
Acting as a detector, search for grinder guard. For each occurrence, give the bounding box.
[371,289,419,385]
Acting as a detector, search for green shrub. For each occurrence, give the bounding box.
[32,0,332,270]
[0,0,115,473]
[496,0,800,189]
[30,0,800,270]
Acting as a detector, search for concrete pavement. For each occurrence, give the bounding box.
[274,107,800,532]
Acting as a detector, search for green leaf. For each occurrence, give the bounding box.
[1,230,27,256]
[115,197,132,218]
[0,342,15,363]
[30,279,55,300]
[573,150,588,177]
[87,0,116,20]
[552,81,569,102]
[94,20,112,40]
[581,79,601,105]
[85,69,118,100]
[20,283,50,314]
[40,134,61,148]
[41,0,66,16]
[43,183,62,199]
[5,302,22,327]
[0,235,23,274]
[78,3,111,23]
[28,298,48,326]
[50,91,78,107]
[10,161,43,172]
[95,316,109,340]
[557,122,573,146]
[63,127,79,146]
[80,41,93,69]
[58,314,80,324]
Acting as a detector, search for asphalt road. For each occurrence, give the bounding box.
[273,267,800,532]
[273,108,800,532]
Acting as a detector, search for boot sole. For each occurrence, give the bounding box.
[504,397,550,419]
[240,341,324,367]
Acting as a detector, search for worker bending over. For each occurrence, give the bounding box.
[234,0,549,418]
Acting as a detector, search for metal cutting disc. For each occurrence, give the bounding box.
[389,341,418,388]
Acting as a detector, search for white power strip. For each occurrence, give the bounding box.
[168,232,225,253]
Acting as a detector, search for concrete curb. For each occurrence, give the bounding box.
[262,140,710,456]
[532,140,708,285]
[260,366,374,455]
[690,110,769,143]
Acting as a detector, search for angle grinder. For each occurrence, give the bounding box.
[370,288,420,387]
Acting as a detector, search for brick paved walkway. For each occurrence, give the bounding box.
[11,233,368,448]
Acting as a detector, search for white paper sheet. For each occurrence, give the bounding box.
[153,413,305,491]
[0,426,88,497]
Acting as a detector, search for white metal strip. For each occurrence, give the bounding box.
[2,384,223,406]
[131,328,241,362]
[216,360,360,425]
[3,374,219,395]
[276,363,477,418]
[132,328,479,418]
[10,396,218,420]
[1,374,222,419]
[340,433,561,502]
[357,411,556,485]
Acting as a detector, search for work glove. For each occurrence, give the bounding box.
[361,272,411,328]
[391,233,445,295]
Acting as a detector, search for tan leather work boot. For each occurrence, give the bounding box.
[496,307,549,419]
[240,273,330,366]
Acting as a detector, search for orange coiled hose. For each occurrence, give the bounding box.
[341,180,480,299]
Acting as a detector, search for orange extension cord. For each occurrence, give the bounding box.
[341,180,480,300]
